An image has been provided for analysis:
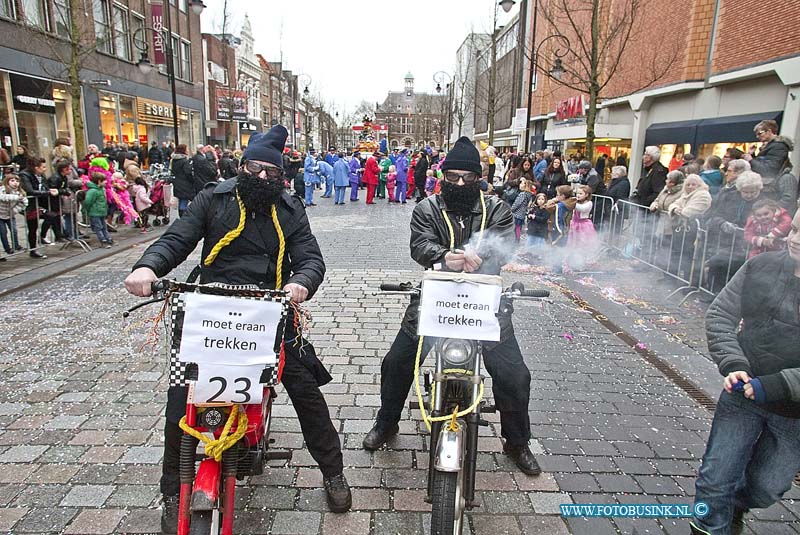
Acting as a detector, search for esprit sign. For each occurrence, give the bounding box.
[137,98,178,126]
[555,95,585,121]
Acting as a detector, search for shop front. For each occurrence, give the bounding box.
[543,97,633,166]
[239,119,262,148]
[1,71,74,166]
[135,97,202,149]
[98,91,140,145]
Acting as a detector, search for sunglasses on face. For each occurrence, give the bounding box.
[443,171,479,184]
[244,161,285,179]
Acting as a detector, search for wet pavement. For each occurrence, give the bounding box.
[0,193,798,534]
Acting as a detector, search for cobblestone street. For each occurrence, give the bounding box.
[0,197,798,534]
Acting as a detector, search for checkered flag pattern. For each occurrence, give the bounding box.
[165,289,288,387]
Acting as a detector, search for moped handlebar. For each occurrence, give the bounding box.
[379,282,414,292]
[375,281,550,299]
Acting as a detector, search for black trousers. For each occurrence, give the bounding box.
[376,329,532,446]
[26,212,61,248]
[160,341,343,496]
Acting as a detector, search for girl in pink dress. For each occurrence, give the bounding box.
[565,185,600,271]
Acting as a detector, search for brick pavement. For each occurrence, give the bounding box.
[0,194,797,534]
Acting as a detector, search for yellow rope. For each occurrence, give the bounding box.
[202,193,287,293]
[178,405,248,462]
[271,204,285,289]
[414,335,485,432]
[439,192,487,252]
[204,192,246,266]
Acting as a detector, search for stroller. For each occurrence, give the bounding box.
[149,174,173,226]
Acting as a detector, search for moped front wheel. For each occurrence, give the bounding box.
[188,510,219,535]
[430,470,465,535]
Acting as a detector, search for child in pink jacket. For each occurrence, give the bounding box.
[132,176,153,232]
[744,198,792,259]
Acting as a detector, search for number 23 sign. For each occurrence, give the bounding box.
[189,363,265,405]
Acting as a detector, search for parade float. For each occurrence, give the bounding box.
[352,116,380,156]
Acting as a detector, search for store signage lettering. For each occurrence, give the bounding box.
[16,95,56,108]
[556,95,585,121]
[144,102,174,119]
[151,3,166,65]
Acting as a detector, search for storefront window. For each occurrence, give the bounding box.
[178,108,190,147]
[191,110,201,149]
[99,92,118,143]
[696,142,752,161]
[119,96,137,144]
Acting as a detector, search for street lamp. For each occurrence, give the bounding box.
[433,71,453,151]
[189,0,206,15]
[497,0,572,153]
[133,25,180,147]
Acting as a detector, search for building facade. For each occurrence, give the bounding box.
[0,0,205,164]
[202,32,238,148]
[375,73,447,149]
[234,14,261,147]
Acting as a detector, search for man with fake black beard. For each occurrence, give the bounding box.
[362,136,542,476]
[124,125,351,532]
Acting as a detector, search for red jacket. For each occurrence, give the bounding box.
[744,207,792,259]
[363,156,380,185]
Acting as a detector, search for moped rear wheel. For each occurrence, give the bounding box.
[430,470,465,535]
[188,510,219,535]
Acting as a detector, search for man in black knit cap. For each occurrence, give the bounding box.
[125,124,351,533]
[362,136,542,476]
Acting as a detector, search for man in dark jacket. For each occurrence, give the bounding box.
[690,211,800,535]
[218,150,238,179]
[633,146,668,207]
[362,136,541,476]
[168,145,201,218]
[192,145,217,185]
[413,151,429,202]
[124,125,351,533]
[744,120,793,179]
[147,141,163,167]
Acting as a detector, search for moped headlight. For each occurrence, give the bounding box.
[439,339,476,369]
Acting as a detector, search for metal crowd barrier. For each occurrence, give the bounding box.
[595,195,753,305]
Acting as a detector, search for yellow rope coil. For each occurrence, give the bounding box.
[204,192,246,266]
[179,405,248,462]
[414,335,485,432]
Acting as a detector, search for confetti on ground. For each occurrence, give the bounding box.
[657,315,678,325]
[635,343,648,350]
[561,333,574,341]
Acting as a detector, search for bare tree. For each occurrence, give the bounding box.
[532,0,680,160]
[451,33,483,140]
[30,0,105,157]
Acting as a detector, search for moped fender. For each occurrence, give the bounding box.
[191,458,220,511]
[434,425,464,472]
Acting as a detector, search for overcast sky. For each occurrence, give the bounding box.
[201,0,520,118]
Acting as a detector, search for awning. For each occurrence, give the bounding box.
[644,119,698,147]
[695,111,783,145]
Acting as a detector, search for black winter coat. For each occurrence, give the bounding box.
[750,136,793,179]
[148,146,163,165]
[219,156,238,179]
[170,154,202,201]
[400,193,516,341]
[132,178,325,296]
[192,152,218,184]
[607,176,631,202]
[634,161,667,207]
[19,169,56,213]
[414,156,429,186]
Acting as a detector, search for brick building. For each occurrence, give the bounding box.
[375,73,448,150]
[0,0,205,161]
[515,0,800,180]
[202,32,238,148]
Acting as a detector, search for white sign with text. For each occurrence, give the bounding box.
[189,363,264,405]
[418,274,502,341]
[179,293,282,366]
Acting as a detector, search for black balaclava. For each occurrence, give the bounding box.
[237,171,285,213]
[440,181,481,216]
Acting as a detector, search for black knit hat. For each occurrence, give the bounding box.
[242,124,288,168]
[441,136,482,175]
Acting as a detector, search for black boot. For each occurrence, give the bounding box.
[503,443,542,476]
[731,508,747,535]
[160,494,179,534]
[362,423,399,451]
[323,473,352,513]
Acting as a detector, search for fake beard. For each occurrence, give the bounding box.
[236,172,285,213]
[440,181,481,216]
